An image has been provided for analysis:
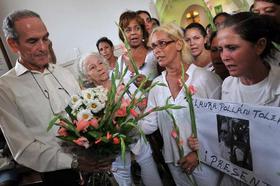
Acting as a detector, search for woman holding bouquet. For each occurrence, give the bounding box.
[78,52,162,186]
[139,22,222,186]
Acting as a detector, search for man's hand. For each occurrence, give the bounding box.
[178,151,198,174]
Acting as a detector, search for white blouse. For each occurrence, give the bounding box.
[140,64,222,164]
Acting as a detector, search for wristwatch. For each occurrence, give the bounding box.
[71,155,79,169]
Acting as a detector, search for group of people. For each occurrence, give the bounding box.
[0,0,279,186]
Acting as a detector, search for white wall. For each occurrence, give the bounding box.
[0,0,157,65]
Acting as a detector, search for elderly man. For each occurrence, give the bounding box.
[0,9,110,185]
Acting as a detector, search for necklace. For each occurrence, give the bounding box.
[30,66,71,114]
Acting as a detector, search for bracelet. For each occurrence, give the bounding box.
[71,155,79,169]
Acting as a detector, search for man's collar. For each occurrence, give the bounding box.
[15,60,29,76]
[15,60,55,77]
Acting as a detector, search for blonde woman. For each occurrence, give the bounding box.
[140,23,221,186]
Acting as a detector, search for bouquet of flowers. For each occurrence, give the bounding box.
[48,73,181,159]
[48,27,183,162]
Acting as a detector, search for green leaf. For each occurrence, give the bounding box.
[120,137,126,160]
[101,136,109,143]
[87,131,100,138]
[65,105,75,121]
[60,118,80,137]
[47,115,61,131]
[156,83,167,87]
[112,133,119,138]
[57,135,76,142]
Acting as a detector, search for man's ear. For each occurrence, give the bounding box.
[255,37,267,56]
[6,38,19,53]
[176,39,183,51]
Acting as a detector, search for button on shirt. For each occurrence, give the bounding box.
[0,62,80,172]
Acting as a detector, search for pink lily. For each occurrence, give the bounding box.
[188,85,196,95]
[58,127,68,137]
[115,107,127,117]
[76,119,90,132]
[73,137,90,149]
[130,109,138,118]
[113,137,120,144]
[106,132,112,140]
[95,138,102,144]
[171,129,178,139]
[89,118,99,129]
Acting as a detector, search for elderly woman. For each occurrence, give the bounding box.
[140,22,221,186]
[78,52,162,186]
[217,12,280,186]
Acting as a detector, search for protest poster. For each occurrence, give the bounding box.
[193,98,280,186]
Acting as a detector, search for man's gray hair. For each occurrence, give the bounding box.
[2,9,41,40]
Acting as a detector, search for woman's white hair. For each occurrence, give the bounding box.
[77,52,109,84]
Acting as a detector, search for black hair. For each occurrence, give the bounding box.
[184,22,207,37]
[96,37,114,51]
[151,17,160,26]
[206,24,212,30]
[222,12,280,59]
[209,31,217,45]
[136,10,151,19]
[254,0,280,5]
[213,12,231,24]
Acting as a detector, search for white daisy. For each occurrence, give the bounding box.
[71,99,83,111]
[81,88,94,102]
[97,92,107,103]
[94,86,105,93]
[77,109,93,121]
[70,95,81,106]
[87,99,104,113]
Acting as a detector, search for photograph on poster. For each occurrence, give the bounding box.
[217,114,253,171]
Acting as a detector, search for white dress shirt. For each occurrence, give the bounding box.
[0,62,80,172]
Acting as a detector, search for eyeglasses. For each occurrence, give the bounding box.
[150,40,175,50]
[30,68,71,114]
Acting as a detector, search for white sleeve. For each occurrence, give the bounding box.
[205,73,222,100]
[0,86,73,172]
[139,87,159,135]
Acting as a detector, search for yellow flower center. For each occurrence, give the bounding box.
[86,93,91,99]
[91,103,97,109]
[72,97,77,102]
[82,114,89,120]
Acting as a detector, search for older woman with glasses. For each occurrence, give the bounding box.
[139,22,222,186]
